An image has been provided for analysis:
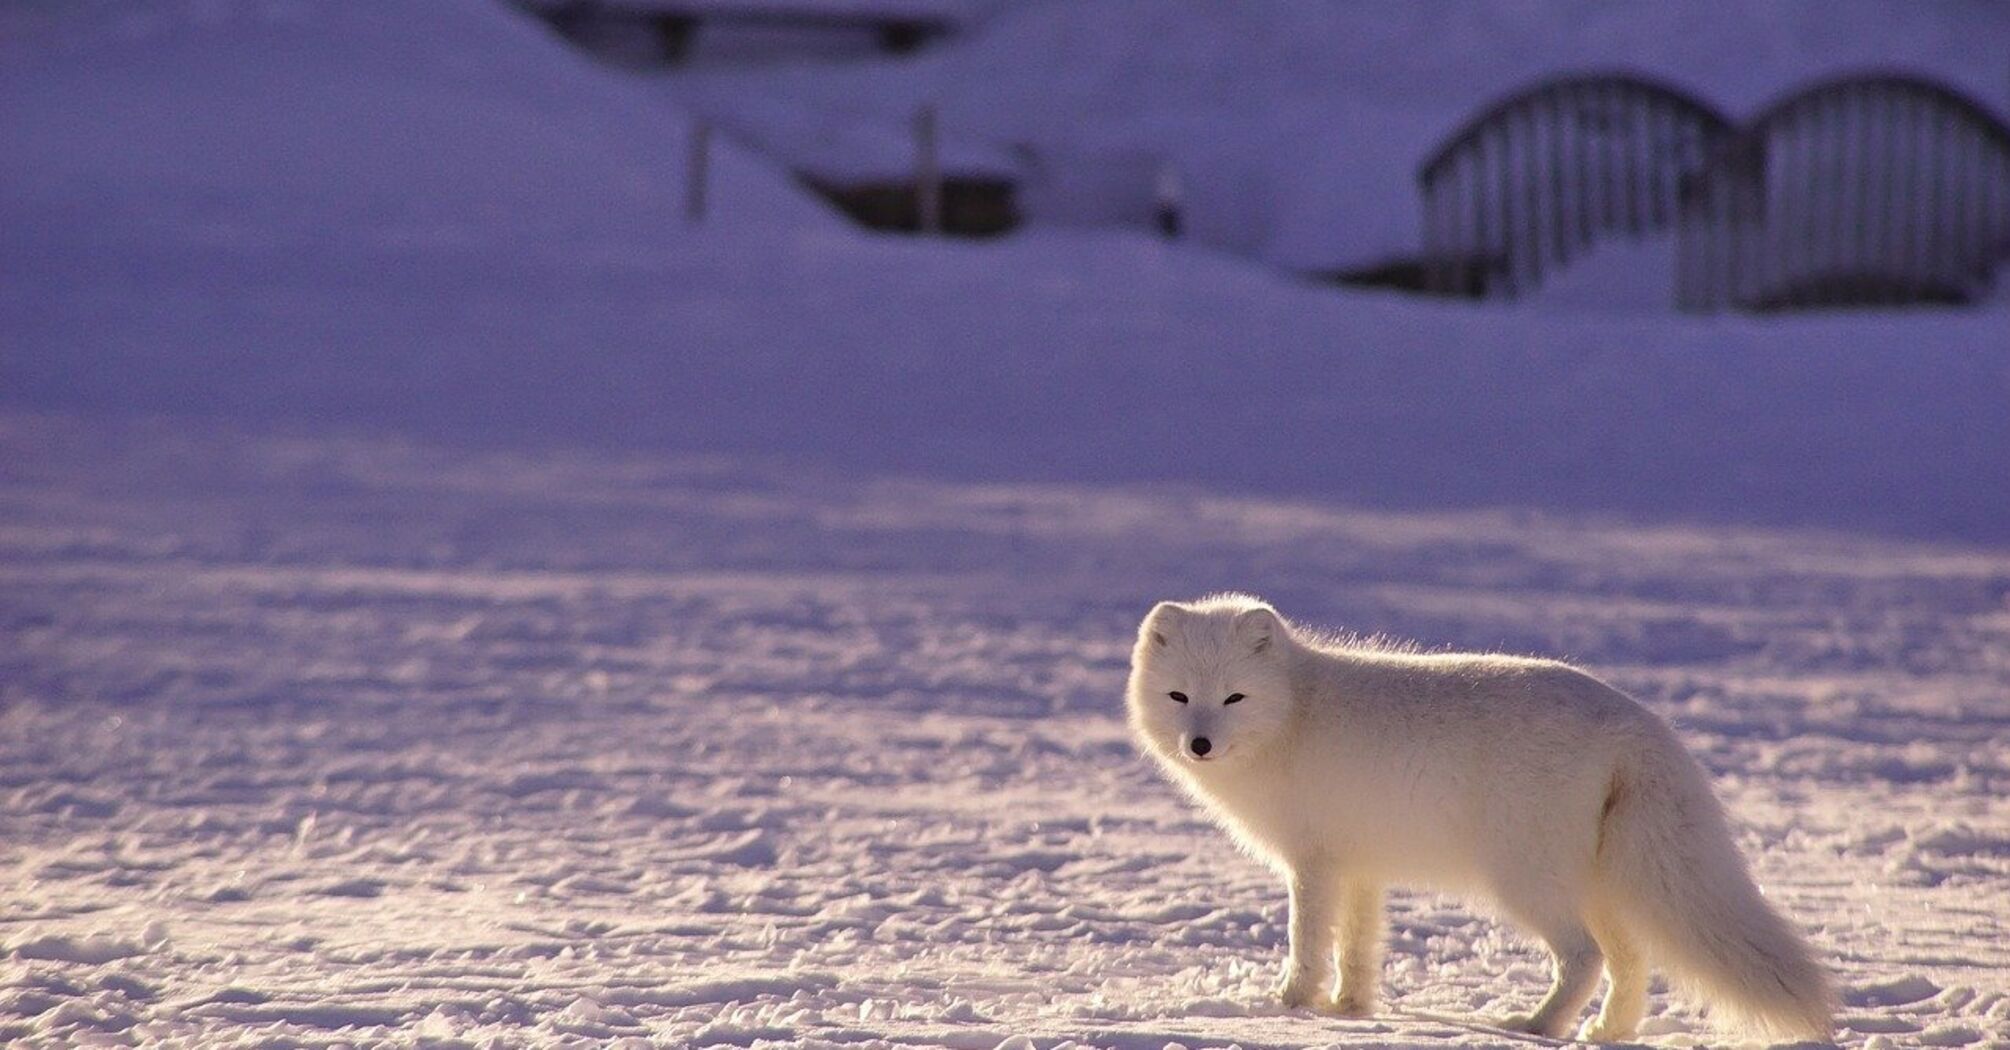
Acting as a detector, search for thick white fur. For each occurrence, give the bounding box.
[1126,594,1834,1042]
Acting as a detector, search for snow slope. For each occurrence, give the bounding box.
[9,224,2009,541]
[6,2,2009,543]
[0,0,836,250]
[3,412,2007,1047]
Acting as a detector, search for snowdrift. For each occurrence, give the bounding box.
[669,0,2010,269]
[9,224,2008,540]
[4,1,2008,542]
[0,0,835,248]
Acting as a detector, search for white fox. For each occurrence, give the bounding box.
[1126,594,1834,1042]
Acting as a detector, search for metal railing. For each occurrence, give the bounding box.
[1675,72,2010,311]
[1418,72,1734,298]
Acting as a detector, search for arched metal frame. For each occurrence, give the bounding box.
[1418,72,1735,298]
[1675,72,2010,311]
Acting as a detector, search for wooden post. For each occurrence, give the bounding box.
[1852,83,1876,289]
[1479,130,1495,295]
[1544,90,1567,268]
[1494,120,1518,296]
[1572,83,1595,252]
[1451,157,1473,294]
[915,103,942,235]
[1644,98,1667,227]
[1801,99,1829,303]
[1421,170,1441,294]
[1620,91,1643,235]
[1923,100,1946,287]
[1712,155,1736,309]
[1674,169,1698,310]
[1958,122,1981,278]
[1519,101,1543,286]
[1872,90,1895,286]
[686,117,711,225]
[1599,81,1622,229]
[1154,160,1183,238]
[1835,90,1858,293]
[1895,92,1918,286]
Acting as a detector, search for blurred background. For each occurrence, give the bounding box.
[5,0,2009,538]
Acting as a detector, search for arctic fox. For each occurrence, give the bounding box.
[1126,594,1834,1042]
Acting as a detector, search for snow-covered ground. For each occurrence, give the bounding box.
[5,2,2010,1046]
[3,413,2008,1048]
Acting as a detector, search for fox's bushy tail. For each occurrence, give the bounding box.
[1599,736,1835,1041]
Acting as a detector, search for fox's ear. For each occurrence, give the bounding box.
[1234,606,1281,655]
[1142,601,1185,648]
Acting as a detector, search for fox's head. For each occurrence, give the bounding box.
[1126,595,1295,770]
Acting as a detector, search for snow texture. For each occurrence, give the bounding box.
[4,1,2010,1047]
[2,413,2008,1048]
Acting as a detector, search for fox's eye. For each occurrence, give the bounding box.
[1168,691,1189,704]
[1224,693,1246,705]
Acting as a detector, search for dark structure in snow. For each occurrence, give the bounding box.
[1676,72,2010,312]
[793,103,1022,237]
[1414,72,1734,300]
[1412,69,2010,310]
[529,0,960,64]
[799,173,1019,236]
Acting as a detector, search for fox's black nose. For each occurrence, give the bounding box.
[1190,736,1212,757]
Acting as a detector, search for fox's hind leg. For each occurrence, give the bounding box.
[1499,907,1603,1038]
[1332,882,1384,1016]
[1577,906,1647,1042]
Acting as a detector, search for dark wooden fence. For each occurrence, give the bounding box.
[1418,73,1733,298]
[1675,72,2010,311]
[533,1,958,63]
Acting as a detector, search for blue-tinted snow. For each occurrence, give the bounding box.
[2,415,2007,1045]
[2,3,2009,1046]
[6,3,2008,541]
[663,0,2010,268]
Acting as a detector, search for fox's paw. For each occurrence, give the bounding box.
[1275,975,1331,1011]
[1496,1012,1570,1039]
[1324,990,1376,1019]
[1575,1018,1638,1043]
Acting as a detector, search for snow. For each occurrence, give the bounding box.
[3,413,2009,1047]
[3,932,156,967]
[7,2,2010,541]
[4,0,2010,1046]
[1521,236,1681,314]
[9,223,2008,540]
[0,0,835,250]
[663,0,2010,269]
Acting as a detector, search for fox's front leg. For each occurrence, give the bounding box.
[1277,863,1343,1009]
[1333,882,1385,1016]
